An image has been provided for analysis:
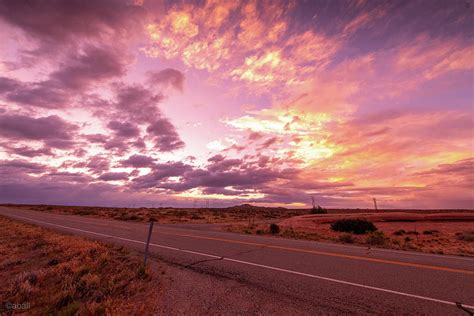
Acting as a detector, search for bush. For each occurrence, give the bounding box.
[330,219,377,235]
[270,223,280,234]
[406,231,419,235]
[338,233,354,243]
[311,205,328,214]
[393,229,406,236]
[366,231,387,246]
[456,231,474,242]
[423,230,439,235]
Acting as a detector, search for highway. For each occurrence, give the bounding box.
[1,206,473,315]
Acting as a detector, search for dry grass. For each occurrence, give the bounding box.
[3,203,306,224]
[225,220,474,257]
[0,216,160,315]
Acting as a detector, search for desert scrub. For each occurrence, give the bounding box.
[423,230,439,235]
[330,219,377,235]
[366,231,388,246]
[456,231,474,242]
[338,233,354,243]
[270,223,280,234]
[393,229,406,236]
[0,216,160,315]
[310,205,328,214]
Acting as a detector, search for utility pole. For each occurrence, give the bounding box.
[206,199,209,208]
[373,198,378,211]
[311,196,316,209]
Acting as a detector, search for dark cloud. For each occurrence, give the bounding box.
[0,113,77,148]
[0,78,69,108]
[208,154,225,163]
[147,119,185,152]
[50,46,128,91]
[0,0,145,54]
[0,77,21,93]
[147,68,185,91]
[207,157,243,172]
[1,144,53,157]
[121,154,155,168]
[85,156,110,174]
[133,156,300,195]
[98,172,129,181]
[47,171,92,183]
[0,159,49,175]
[132,162,193,189]
[414,158,474,177]
[114,84,164,122]
[83,134,109,144]
[107,121,140,138]
[0,46,128,108]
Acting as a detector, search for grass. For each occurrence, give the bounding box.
[456,231,474,242]
[0,216,160,315]
[4,204,307,224]
[338,233,354,243]
[365,231,388,246]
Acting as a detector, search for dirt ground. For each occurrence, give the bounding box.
[0,215,161,315]
[226,212,474,257]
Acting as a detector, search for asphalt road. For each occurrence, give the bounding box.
[1,206,473,315]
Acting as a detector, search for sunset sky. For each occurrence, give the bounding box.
[0,0,473,209]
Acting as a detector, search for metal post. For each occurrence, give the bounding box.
[373,198,378,211]
[143,221,154,266]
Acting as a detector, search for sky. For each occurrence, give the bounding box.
[0,0,473,209]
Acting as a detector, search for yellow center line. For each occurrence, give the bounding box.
[157,230,474,275]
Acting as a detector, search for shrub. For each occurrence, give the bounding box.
[311,205,328,214]
[366,231,387,246]
[456,231,474,242]
[338,233,354,243]
[330,219,377,235]
[256,229,264,235]
[423,230,439,235]
[270,223,280,234]
[393,229,406,236]
[404,236,412,242]
[406,231,419,235]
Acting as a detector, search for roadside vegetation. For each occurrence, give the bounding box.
[0,216,160,315]
[4,204,307,224]
[310,205,328,214]
[330,219,377,235]
[225,218,474,257]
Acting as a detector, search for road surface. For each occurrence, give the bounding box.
[1,206,473,315]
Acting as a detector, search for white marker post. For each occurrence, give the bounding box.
[143,221,154,266]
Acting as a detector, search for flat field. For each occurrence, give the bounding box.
[0,215,160,315]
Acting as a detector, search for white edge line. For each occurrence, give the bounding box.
[4,214,474,310]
